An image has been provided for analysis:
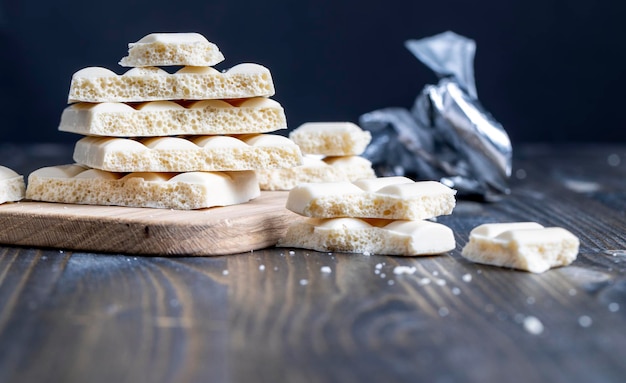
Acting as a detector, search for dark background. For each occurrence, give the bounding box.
[0,0,624,145]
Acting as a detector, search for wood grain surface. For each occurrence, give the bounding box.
[0,144,625,383]
[0,192,302,256]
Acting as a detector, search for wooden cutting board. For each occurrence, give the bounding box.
[0,191,303,256]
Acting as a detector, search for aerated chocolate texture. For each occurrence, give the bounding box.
[256,155,376,191]
[67,64,275,103]
[26,164,259,210]
[119,32,225,67]
[461,222,580,273]
[278,218,455,256]
[0,165,25,204]
[278,176,458,256]
[73,134,302,172]
[59,98,287,137]
[289,122,372,156]
[258,121,377,191]
[286,177,457,221]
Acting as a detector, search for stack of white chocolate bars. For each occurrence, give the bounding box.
[278,176,458,256]
[25,32,302,210]
[257,122,376,190]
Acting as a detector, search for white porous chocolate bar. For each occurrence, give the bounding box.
[73,134,302,172]
[68,64,275,103]
[119,32,225,67]
[0,165,25,204]
[461,222,580,273]
[26,164,260,210]
[278,218,455,256]
[256,155,376,191]
[286,177,456,220]
[289,122,372,156]
[59,98,287,137]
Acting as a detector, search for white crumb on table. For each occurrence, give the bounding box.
[523,316,544,335]
[393,266,417,275]
[578,315,593,328]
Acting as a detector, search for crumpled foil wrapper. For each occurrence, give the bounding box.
[359,31,512,201]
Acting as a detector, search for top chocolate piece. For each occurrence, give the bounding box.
[119,32,225,68]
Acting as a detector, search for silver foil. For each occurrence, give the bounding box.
[359,31,512,201]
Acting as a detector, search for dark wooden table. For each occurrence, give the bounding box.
[0,143,625,383]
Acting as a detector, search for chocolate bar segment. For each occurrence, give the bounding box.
[256,155,376,191]
[289,122,372,156]
[278,218,455,256]
[72,134,302,172]
[0,165,25,204]
[26,164,260,210]
[68,64,275,103]
[286,177,456,220]
[59,98,286,136]
[461,222,579,273]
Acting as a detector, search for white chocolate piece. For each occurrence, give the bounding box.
[68,64,274,103]
[352,176,413,192]
[278,218,455,256]
[286,177,456,220]
[461,222,580,273]
[289,122,372,156]
[0,165,25,204]
[256,155,376,191]
[26,164,259,210]
[119,32,225,67]
[72,134,302,172]
[59,98,287,136]
[323,156,376,178]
